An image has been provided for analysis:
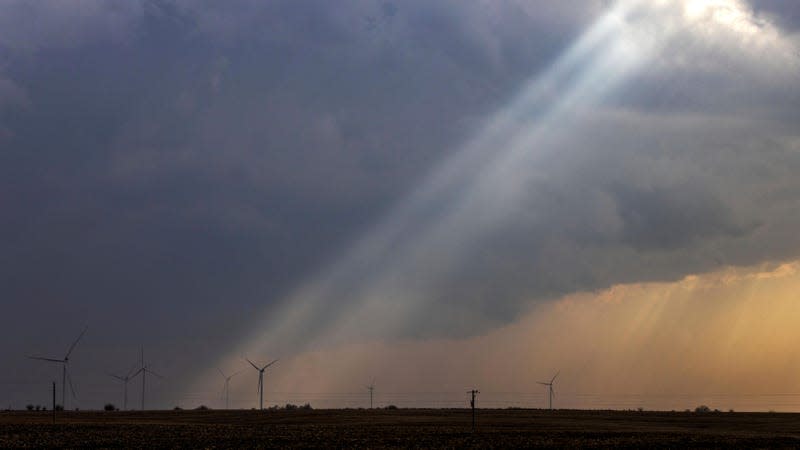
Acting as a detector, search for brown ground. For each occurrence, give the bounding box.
[3,408,800,448]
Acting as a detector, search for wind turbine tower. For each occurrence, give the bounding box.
[218,368,242,410]
[28,326,87,410]
[537,372,559,410]
[245,358,278,410]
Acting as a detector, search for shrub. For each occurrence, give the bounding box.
[695,405,711,413]
[104,404,116,411]
[54,405,64,411]
[173,406,183,411]
[385,405,398,410]
[26,404,34,411]
[195,405,210,411]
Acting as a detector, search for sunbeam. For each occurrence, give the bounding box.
[195,0,795,402]
[228,0,670,357]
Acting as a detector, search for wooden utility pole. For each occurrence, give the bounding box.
[468,389,479,431]
[52,382,56,424]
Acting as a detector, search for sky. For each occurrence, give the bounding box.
[2,0,800,411]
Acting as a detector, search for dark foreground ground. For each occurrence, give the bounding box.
[3,408,800,448]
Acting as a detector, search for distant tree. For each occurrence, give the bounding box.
[301,403,312,410]
[104,404,116,411]
[385,405,398,410]
[34,405,41,411]
[729,409,735,413]
[194,405,210,411]
[694,405,711,413]
[285,403,298,410]
[26,404,34,411]
[54,405,64,411]
[173,406,183,411]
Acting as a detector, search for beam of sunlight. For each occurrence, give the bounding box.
[193,0,786,402]
[245,0,663,349]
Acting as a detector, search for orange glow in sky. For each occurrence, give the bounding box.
[236,261,800,411]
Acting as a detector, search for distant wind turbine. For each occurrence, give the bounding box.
[131,347,163,410]
[108,365,137,410]
[537,371,559,410]
[28,326,87,410]
[218,367,242,410]
[245,358,278,410]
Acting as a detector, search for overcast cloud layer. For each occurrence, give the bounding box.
[2,0,800,408]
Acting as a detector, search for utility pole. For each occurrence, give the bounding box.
[52,382,56,424]
[141,348,146,411]
[368,385,374,409]
[468,389,479,431]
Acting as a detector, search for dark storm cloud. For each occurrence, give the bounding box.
[0,0,602,407]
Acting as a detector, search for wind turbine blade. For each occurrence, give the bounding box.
[536,382,549,386]
[126,364,139,378]
[231,369,244,379]
[66,370,78,400]
[551,371,560,383]
[146,369,164,379]
[108,373,125,381]
[262,359,278,370]
[130,368,144,379]
[244,358,260,370]
[28,356,63,363]
[65,326,88,360]
[217,367,227,379]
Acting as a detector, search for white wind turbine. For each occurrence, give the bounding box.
[218,367,243,410]
[28,326,87,410]
[245,358,278,410]
[131,346,163,410]
[537,371,559,410]
[108,365,137,411]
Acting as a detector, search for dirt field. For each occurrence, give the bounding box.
[3,408,800,448]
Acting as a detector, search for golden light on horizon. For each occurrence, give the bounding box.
[246,261,800,411]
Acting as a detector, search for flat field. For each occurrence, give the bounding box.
[3,408,800,448]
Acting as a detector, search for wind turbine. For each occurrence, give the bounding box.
[218,367,242,410]
[245,358,277,410]
[28,326,87,410]
[366,381,375,409]
[108,365,137,410]
[131,346,163,410]
[537,371,559,410]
